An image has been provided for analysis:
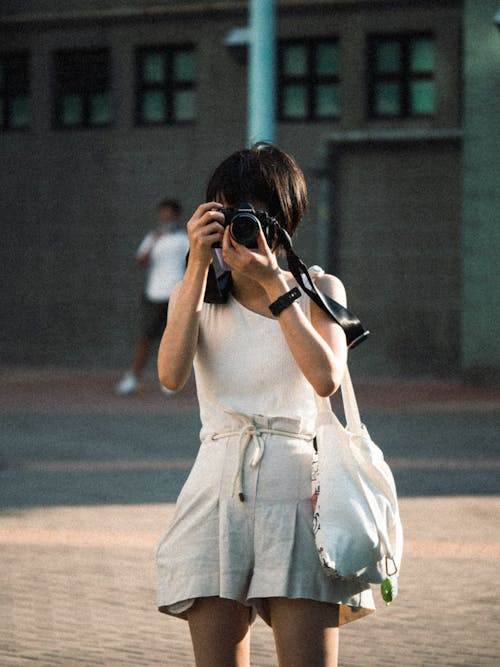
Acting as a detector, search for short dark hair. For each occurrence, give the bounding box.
[158,198,182,216]
[205,143,308,240]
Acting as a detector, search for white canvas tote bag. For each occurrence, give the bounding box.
[311,366,403,597]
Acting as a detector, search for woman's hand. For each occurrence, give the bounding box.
[186,202,224,266]
[221,226,281,286]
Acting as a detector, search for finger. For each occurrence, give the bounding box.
[221,227,241,264]
[222,226,234,250]
[256,229,268,252]
[203,220,225,237]
[204,219,227,240]
[187,205,223,232]
[200,210,224,226]
[189,216,224,244]
[192,231,223,249]
[190,203,223,227]
[253,229,273,259]
[203,231,224,245]
[199,201,223,213]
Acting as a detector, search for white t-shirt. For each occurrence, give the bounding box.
[136,226,189,302]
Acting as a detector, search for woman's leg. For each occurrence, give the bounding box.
[267,597,340,667]
[187,597,252,667]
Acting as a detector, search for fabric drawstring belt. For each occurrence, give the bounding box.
[211,421,314,502]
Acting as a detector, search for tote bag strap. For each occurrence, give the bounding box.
[313,366,359,428]
[340,366,363,435]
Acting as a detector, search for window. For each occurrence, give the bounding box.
[135,46,196,125]
[0,52,31,130]
[368,34,435,118]
[278,39,340,121]
[54,49,112,128]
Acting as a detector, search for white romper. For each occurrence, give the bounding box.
[156,292,375,625]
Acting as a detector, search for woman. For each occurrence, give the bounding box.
[156,144,374,667]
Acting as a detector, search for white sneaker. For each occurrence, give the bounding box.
[115,371,139,395]
[159,382,176,396]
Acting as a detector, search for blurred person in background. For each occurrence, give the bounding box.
[115,198,189,396]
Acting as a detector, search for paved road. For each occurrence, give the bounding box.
[1,368,499,666]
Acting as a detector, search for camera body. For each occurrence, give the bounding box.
[214,202,277,249]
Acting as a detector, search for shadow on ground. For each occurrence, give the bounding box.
[1,408,499,508]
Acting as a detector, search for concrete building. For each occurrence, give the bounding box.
[1,0,499,382]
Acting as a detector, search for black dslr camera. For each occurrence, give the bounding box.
[214,202,278,249]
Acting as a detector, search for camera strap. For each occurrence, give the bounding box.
[200,226,370,349]
[275,227,369,349]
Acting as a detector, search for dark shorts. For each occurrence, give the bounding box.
[140,295,169,339]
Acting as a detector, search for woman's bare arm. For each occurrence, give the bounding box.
[263,272,347,396]
[157,203,224,391]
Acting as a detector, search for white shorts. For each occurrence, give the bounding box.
[156,413,375,626]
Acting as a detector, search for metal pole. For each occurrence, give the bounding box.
[316,172,331,271]
[247,0,276,146]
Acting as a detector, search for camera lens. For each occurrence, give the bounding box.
[230,212,260,248]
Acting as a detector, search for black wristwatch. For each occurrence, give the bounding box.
[268,287,301,316]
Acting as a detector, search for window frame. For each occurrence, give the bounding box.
[53,48,113,130]
[367,32,436,119]
[135,44,197,127]
[278,37,341,122]
[0,50,31,131]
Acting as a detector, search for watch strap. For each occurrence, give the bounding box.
[268,287,301,316]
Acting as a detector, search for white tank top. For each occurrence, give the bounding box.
[193,292,317,440]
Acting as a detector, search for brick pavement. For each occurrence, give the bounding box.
[1,367,499,666]
[1,499,499,666]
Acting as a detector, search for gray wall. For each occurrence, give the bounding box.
[327,137,461,378]
[1,8,249,366]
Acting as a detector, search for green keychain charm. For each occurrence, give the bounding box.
[381,577,393,605]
